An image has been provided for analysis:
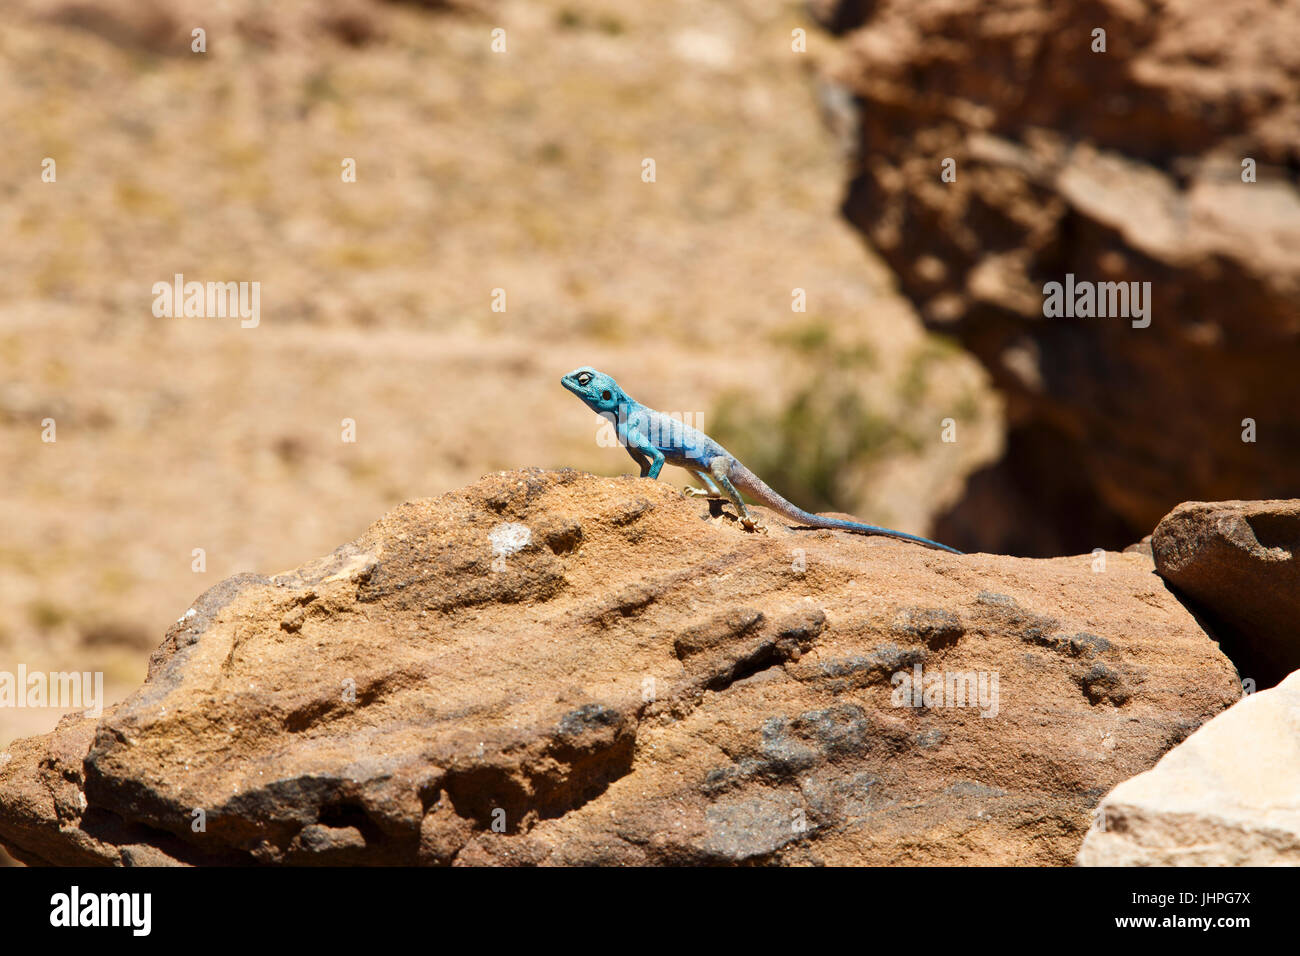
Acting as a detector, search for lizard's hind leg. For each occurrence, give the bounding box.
[683,468,725,498]
[709,456,761,531]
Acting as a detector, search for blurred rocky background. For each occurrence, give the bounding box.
[816,0,1300,555]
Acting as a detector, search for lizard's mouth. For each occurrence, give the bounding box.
[561,377,584,397]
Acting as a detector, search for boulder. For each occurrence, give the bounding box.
[0,471,1240,865]
[1079,670,1300,866]
[1152,500,1300,688]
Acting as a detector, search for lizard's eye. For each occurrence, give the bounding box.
[577,373,592,386]
[601,390,612,401]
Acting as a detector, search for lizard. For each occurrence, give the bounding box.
[561,367,962,554]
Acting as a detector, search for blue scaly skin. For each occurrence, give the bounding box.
[561,367,963,554]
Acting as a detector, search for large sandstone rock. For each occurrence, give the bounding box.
[822,0,1300,556]
[0,471,1239,865]
[1079,669,1300,866]
[1152,500,1300,689]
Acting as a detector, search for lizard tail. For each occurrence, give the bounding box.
[730,463,963,555]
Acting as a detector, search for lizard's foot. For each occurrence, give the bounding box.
[740,515,768,534]
[682,486,713,498]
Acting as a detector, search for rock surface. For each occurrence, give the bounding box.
[0,471,1240,865]
[1079,669,1300,866]
[823,0,1300,556]
[1152,500,1300,689]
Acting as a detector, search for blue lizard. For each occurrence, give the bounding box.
[561,367,962,554]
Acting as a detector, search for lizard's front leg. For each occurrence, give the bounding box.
[626,428,665,480]
[627,448,653,477]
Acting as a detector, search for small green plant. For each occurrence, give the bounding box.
[28,599,68,631]
[711,383,901,514]
[770,317,877,369]
[711,325,960,513]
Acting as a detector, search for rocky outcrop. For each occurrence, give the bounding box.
[1152,500,1300,689]
[822,0,1300,556]
[1079,669,1300,866]
[0,471,1240,865]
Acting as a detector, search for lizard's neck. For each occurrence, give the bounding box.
[609,392,639,413]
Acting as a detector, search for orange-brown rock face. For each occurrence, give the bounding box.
[0,471,1240,865]
[822,0,1300,556]
[1152,500,1300,689]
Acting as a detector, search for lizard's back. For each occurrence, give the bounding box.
[629,404,729,466]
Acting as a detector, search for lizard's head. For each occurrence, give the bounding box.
[561,367,625,412]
